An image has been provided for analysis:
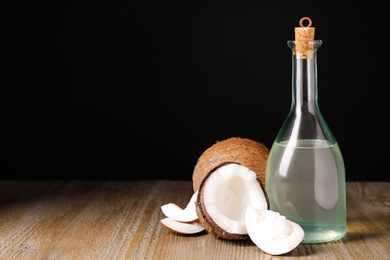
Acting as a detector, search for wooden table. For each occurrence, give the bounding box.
[0,181,388,259]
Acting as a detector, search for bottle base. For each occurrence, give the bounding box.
[298,223,347,244]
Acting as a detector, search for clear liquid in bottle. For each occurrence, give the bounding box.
[266,139,346,243]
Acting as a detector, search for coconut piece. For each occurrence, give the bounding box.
[196,164,268,240]
[193,137,269,192]
[245,206,304,255]
[161,191,198,223]
[160,218,205,234]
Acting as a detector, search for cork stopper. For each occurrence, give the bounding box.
[295,17,315,40]
[294,17,316,59]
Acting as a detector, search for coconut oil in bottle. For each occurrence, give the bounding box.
[265,18,346,243]
[266,140,346,243]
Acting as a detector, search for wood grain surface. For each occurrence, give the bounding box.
[0,181,388,260]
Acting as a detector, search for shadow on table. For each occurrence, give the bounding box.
[343,217,390,243]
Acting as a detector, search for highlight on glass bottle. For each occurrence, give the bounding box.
[265,17,347,244]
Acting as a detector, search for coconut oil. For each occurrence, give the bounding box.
[265,139,346,243]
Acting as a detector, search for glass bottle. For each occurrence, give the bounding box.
[265,36,347,243]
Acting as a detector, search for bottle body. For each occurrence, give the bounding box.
[265,40,346,243]
[266,140,346,243]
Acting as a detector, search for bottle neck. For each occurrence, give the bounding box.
[274,40,336,144]
[292,55,318,114]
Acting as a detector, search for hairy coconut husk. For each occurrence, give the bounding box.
[192,137,270,192]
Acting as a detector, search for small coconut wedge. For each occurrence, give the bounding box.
[161,191,198,223]
[245,206,304,255]
[160,218,205,234]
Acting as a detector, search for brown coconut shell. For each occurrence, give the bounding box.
[192,137,270,192]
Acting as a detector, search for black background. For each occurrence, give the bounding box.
[1,0,389,181]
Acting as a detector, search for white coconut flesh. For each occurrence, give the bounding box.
[161,191,198,223]
[203,164,268,234]
[245,206,304,255]
[160,218,205,234]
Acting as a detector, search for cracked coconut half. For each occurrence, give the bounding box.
[193,137,270,240]
[196,163,268,239]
